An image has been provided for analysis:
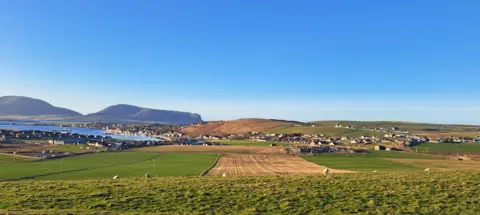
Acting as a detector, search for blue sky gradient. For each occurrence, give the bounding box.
[1,0,479,123]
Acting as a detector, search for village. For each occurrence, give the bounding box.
[3,120,479,158]
[0,129,167,156]
[73,122,480,146]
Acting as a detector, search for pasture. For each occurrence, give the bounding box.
[0,152,217,181]
[303,151,444,172]
[312,120,480,137]
[0,154,33,163]
[45,144,96,153]
[1,172,479,214]
[412,143,480,153]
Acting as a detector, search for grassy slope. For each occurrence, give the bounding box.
[1,172,479,214]
[412,143,480,153]
[313,120,480,136]
[303,151,442,171]
[0,152,217,180]
[182,118,305,136]
[37,153,217,180]
[186,119,480,137]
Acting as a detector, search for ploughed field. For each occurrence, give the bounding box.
[1,172,479,214]
[208,154,353,176]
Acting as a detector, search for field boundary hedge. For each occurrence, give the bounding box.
[201,153,221,176]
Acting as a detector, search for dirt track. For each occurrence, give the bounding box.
[208,154,354,176]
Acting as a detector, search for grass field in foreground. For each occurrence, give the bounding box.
[303,151,442,171]
[0,152,217,180]
[1,172,479,214]
[411,143,480,153]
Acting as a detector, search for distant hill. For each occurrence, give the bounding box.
[0,96,82,117]
[182,119,480,138]
[182,118,306,136]
[312,120,480,133]
[86,104,203,125]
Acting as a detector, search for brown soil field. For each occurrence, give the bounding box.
[208,154,354,176]
[137,145,286,155]
[181,118,305,136]
[388,158,480,171]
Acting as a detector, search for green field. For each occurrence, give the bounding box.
[303,151,441,171]
[46,144,94,153]
[312,120,480,136]
[0,152,217,181]
[211,140,284,147]
[0,154,33,163]
[412,143,480,153]
[1,172,479,214]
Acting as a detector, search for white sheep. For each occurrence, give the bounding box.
[323,168,330,176]
[222,173,227,177]
[372,170,377,173]
[424,168,430,172]
[113,175,120,180]
[145,173,151,178]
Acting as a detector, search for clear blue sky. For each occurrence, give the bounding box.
[1,0,479,124]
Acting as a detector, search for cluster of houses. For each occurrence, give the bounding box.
[0,129,95,143]
[237,132,429,148]
[70,123,180,138]
[0,129,167,151]
[335,124,406,133]
[3,122,480,156]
